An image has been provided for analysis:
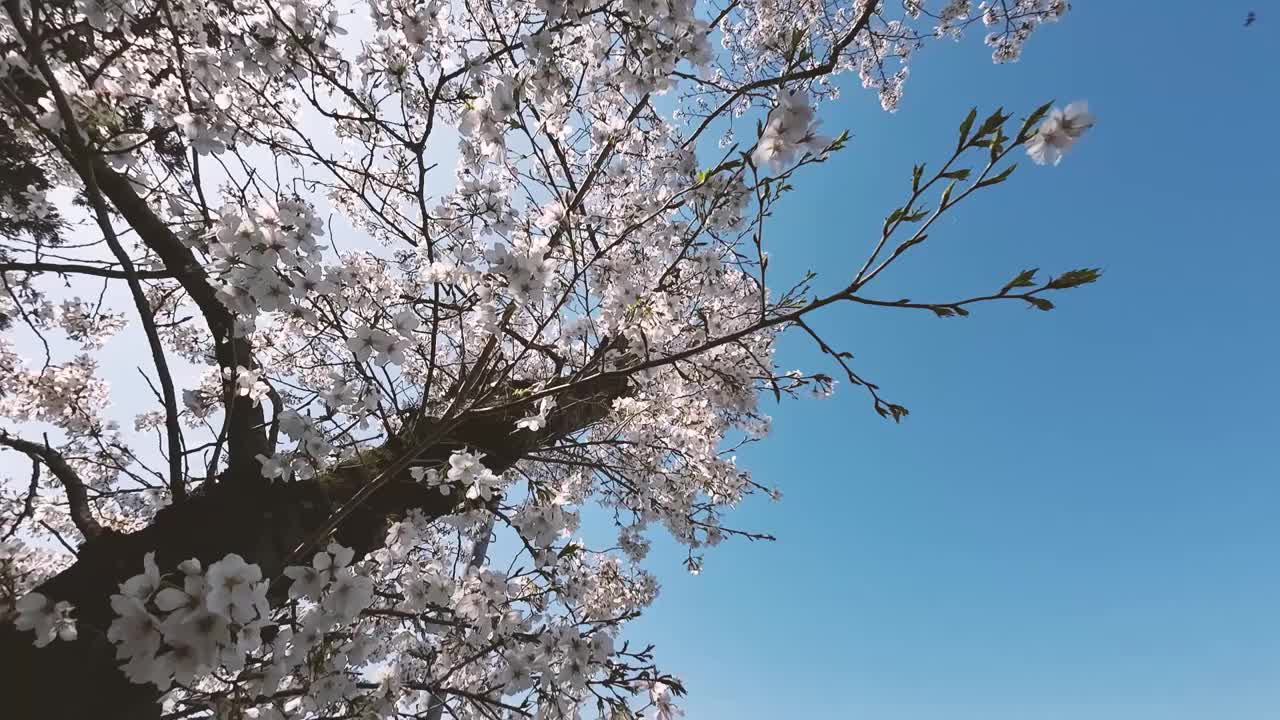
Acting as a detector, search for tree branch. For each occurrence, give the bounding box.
[0,261,174,280]
[0,370,630,719]
[684,0,881,147]
[7,12,188,500]
[87,159,269,483]
[2,457,41,541]
[0,3,270,485]
[0,431,102,540]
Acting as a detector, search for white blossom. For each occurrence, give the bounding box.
[204,554,268,625]
[1027,101,1096,165]
[14,593,77,647]
[751,90,831,173]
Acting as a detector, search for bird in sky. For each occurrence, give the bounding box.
[1245,11,1257,26]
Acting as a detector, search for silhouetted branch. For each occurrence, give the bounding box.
[0,431,102,540]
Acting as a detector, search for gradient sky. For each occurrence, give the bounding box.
[623,4,1280,720]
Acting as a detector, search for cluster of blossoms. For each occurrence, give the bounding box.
[419,449,505,502]
[208,200,329,331]
[43,542,372,718]
[979,0,1070,62]
[453,175,519,238]
[94,524,656,718]
[256,409,335,481]
[181,367,231,421]
[0,291,125,350]
[0,184,54,222]
[901,0,1068,63]
[344,309,419,367]
[459,75,520,155]
[485,233,558,304]
[12,591,77,647]
[281,543,375,624]
[0,349,111,434]
[105,552,271,689]
[751,90,832,173]
[930,0,975,37]
[55,300,128,350]
[511,500,580,557]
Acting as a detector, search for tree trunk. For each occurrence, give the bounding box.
[0,373,628,719]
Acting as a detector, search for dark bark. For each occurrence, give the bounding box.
[87,159,270,484]
[0,432,104,540]
[0,373,628,720]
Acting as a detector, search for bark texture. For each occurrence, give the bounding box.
[0,373,628,720]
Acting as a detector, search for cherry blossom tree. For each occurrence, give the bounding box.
[0,0,1096,717]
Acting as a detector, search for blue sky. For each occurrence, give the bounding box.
[627,4,1280,719]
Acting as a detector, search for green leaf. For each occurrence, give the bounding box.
[912,163,925,192]
[877,402,910,423]
[989,128,1006,162]
[1018,100,1055,142]
[976,163,1016,188]
[957,107,977,150]
[976,108,1008,140]
[901,208,930,222]
[1046,267,1103,290]
[940,180,957,207]
[1000,268,1038,295]
[1025,297,1055,311]
[940,168,971,180]
[930,305,969,318]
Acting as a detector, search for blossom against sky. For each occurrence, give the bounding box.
[629,4,1280,720]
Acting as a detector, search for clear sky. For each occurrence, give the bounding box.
[625,4,1280,720]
